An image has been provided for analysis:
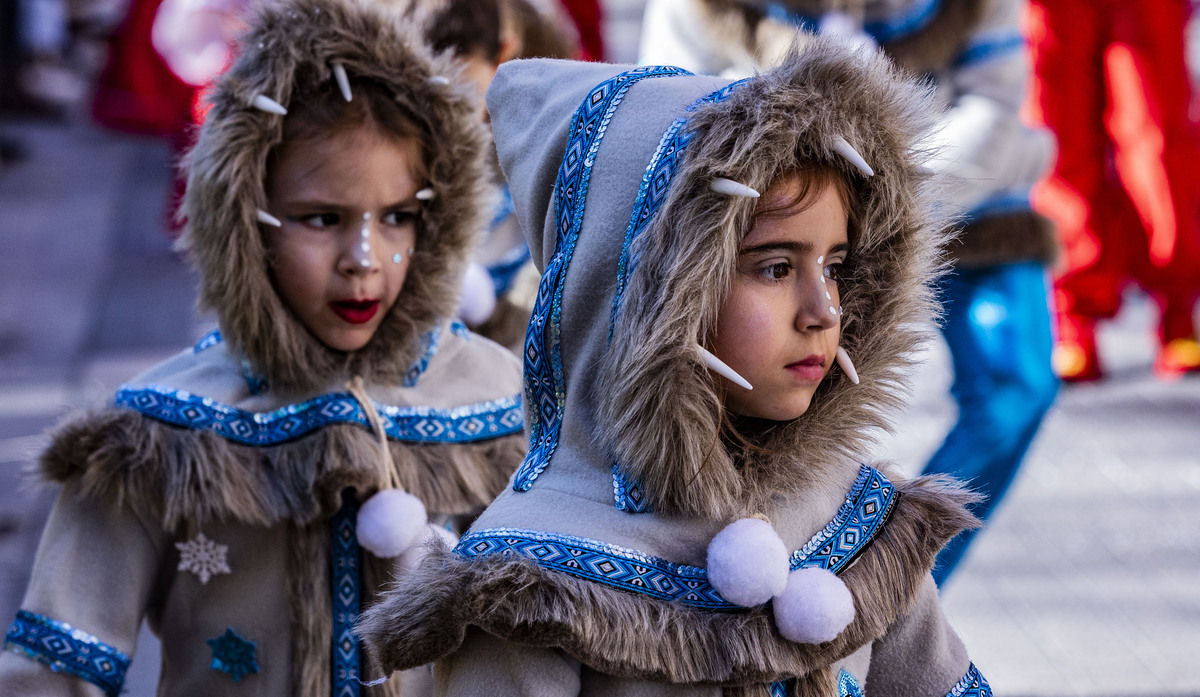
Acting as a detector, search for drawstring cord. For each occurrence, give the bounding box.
[345,376,401,491]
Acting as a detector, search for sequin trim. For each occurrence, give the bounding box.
[116,384,523,446]
[331,491,362,697]
[404,325,442,387]
[4,610,130,697]
[789,465,896,572]
[513,65,691,492]
[194,328,222,353]
[612,465,650,513]
[608,78,749,341]
[838,669,865,696]
[458,468,892,607]
[948,663,992,697]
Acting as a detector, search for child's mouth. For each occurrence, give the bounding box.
[330,299,380,324]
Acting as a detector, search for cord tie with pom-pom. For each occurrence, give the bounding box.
[706,513,855,644]
[344,377,430,559]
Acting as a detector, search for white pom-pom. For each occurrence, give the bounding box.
[773,567,855,644]
[396,523,460,573]
[457,261,497,326]
[356,490,427,558]
[706,518,790,607]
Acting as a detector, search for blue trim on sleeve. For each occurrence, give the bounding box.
[965,187,1033,220]
[948,663,993,696]
[4,610,130,697]
[955,33,1025,68]
[765,0,941,42]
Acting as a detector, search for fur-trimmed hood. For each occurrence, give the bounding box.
[359,42,978,689]
[178,0,491,393]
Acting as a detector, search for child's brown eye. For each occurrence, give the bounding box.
[383,209,418,227]
[823,263,842,282]
[761,262,791,280]
[299,213,340,228]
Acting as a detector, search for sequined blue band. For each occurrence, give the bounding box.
[116,384,523,446]
[789,465,897,573]
[331,491,362,697]
[770,670,863,697]
[460,466,892,608]
[4,610,130,697]
[948,663,992,697]
[514,65,692,492]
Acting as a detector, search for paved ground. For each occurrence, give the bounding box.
[2,9,1199,691]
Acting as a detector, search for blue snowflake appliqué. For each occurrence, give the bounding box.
[207,628,258,683]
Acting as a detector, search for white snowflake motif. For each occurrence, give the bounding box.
[176,533,231,584]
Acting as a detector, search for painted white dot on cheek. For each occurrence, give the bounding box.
[358,213,372,268]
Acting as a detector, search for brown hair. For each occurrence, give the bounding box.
[749,162,861,247]
[426,0,578,62]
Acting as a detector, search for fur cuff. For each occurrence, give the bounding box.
[950,210,1059,268]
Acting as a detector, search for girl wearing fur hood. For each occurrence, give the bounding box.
[358,39,991,696]
[0,0,525,695]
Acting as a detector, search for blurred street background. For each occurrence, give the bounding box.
[2,0,1199,694]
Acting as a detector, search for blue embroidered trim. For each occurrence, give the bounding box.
[612,465,650,513]
[450,319,471,338]
[948,663,992,697]
[456,527,732,609]
[608,78,749,342]
[955,32,1025,67]
[838,669,865,697]
[207,628,258,682]
[4,610,130,697]
[462,467,894,607]
[194,328,222,353]
[404,326,442,387]
[116,384,523,446]
[331,491,362,697]
[765,0,940,42]
[488,244,533,298]
[790,465,897,573]
[513,65,691,492]
[965,187,1033,220]
[769,679,791,697]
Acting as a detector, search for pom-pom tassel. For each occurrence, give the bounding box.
[773,566,855,644]
[706,518,789,606]
[356,489,428,558]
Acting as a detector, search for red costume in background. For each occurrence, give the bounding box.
[1026,0,1200,379]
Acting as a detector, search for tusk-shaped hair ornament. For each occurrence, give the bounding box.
[250,94,288,115]
[699,345,753,390]
[710,177,760,198]
[332,62,352,102]
[256,209,282,227]
[428,75,450,86]
[835,346,859,385]
[831,136,873,177]
[415,187,436,201]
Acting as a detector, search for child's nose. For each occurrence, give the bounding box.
[795,270,840,331]
[342,213,380,274]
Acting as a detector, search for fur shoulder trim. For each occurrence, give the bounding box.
[37,407,525,528]
[881,0,991,73]
[358,474,978,685]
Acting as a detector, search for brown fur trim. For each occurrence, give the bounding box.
[950,210,1059,269]
[288,520,332,697]
[37,408,525,527]
[597,41,951,519]
[178,0,490,393]
[358,475,979,688]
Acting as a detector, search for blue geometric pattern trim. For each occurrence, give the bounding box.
[947,663,992,697]
[462,467,895,608]
[839,669,865,697]
[608,78,749,340]
[612,464,651,513]
[116,383,523,446]
[955,32,1025,68]
[456,528,732,609]
[404,325,442,387]
[207,628,258,683]
[4,610,130,697]
[450,319,471,338]
[789,465,897,573]
[331,490,362,697]
[194,328,222,353]
[965,186,1033,221]
[765,0,940,42]
[513,65,691,492]
[769,679,792,697]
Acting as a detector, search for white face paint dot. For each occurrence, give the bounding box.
[392,253,403,264]
[829,306,838,315]
[816,255,824,265]
[825,290,832,299]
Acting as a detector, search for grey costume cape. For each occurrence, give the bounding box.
[640,0,1057,268]
[358,42,988,696]
[0,1,525,695]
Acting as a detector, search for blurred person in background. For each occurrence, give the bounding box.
[640,0,1059,586]
[1026,0,1200,382]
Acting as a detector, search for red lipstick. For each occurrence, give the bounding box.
[330,299,379,324]
[785,355,826,382]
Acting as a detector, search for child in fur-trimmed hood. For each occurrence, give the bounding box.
[357,39,990,696]
[0,0,525,695]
